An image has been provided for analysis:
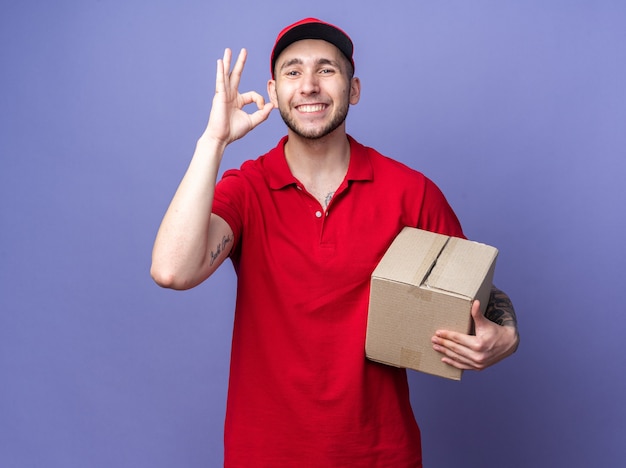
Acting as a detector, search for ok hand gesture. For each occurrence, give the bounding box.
[202,48,274,146]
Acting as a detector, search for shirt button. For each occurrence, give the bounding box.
[315,210,322,218]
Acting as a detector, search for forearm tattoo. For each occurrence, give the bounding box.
[485,286,518,328]
[209,234,233,266]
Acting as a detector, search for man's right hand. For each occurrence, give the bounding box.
[201,48,274,147]
[152,48,272,290]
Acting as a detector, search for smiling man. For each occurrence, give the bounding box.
[271,38,358,142]
[151,18,519,467]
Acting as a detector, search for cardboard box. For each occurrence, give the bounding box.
[365,227,498,380]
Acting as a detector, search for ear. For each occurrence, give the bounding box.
[349,77,361,105]
[267,79,278,107]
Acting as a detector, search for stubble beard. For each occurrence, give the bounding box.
[278,99,350,140]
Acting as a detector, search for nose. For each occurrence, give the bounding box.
[300,71,320,95]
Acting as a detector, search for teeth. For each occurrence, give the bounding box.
[298,104,325,113]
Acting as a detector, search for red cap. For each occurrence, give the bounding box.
[270,18,354,78]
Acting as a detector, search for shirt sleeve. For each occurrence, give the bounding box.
[416,177,466,239]
[212,168,246,253]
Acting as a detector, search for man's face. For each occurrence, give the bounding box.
[268,39,360,140]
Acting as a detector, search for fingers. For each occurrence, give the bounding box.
[208,48,273,142]
[431,300,519,372]
[433,328,473,350]
[432,333,486,370]
[240,89,274,110]
[215,48,246,94]
[439,350,477,371]
[431,300,485,353]
[238,91,266,108]
[249,102,274,128]
[239,91,274,128]
[229,48,247,91]
[215,49,228,94]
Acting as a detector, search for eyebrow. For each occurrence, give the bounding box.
[279,57,341,72]
[279,58,303,71]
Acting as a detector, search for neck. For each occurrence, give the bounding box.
[284,127,350,176]
[283,128,351,208]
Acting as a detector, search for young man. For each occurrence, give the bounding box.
[152,18,519,467]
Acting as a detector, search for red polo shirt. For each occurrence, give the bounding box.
[212,135,464,467]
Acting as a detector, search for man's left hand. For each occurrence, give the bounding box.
[431,300,519,371]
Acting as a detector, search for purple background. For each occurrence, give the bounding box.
[1,1,625,467]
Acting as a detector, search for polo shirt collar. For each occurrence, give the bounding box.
[266,135,374,190]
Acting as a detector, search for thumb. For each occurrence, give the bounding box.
[471,300,488,329]
[248,102,274,129]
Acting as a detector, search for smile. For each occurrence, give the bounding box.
[296,104,326,113]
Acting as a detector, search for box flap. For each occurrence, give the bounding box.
[425,237,498,297]
[372,227,449,286]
